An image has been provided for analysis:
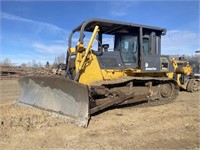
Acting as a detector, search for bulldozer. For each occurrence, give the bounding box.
[18,18,179,127]
[170,57,200,92]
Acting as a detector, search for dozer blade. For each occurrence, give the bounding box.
[17,76,89,127]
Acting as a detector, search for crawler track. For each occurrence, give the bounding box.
[90,76,179,107]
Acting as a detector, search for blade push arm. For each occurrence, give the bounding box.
[74,25,100,81]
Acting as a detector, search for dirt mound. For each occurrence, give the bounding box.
[0,104,64,132]
[0,65,54,79]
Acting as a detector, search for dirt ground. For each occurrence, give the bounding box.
[0,79,199,149]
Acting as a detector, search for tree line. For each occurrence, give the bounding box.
[0,53,199,67]
[0,53,66,68]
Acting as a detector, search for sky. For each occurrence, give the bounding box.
[0,0,199,66]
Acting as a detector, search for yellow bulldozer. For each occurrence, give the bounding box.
[171,57,200,92]
[18,18,180,127]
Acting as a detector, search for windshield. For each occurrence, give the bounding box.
[115,35,138,63]
[190,61,200,73]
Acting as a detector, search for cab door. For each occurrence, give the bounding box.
[115,35,138,68]
[141,33,162,72]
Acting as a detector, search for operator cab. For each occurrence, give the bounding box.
[68,18,173,72]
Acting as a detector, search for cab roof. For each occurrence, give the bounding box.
[73,18,166,35]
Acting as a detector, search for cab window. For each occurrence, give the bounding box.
[143,38,150,55]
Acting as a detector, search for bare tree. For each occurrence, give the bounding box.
[38,61,42,68]
[32,59,38,68]
[45,61,50,68]
[53,53,65,67]
[27,61,31,67]
[2,58,12,66]
[21,63,27,67]
[188,55,200,63]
